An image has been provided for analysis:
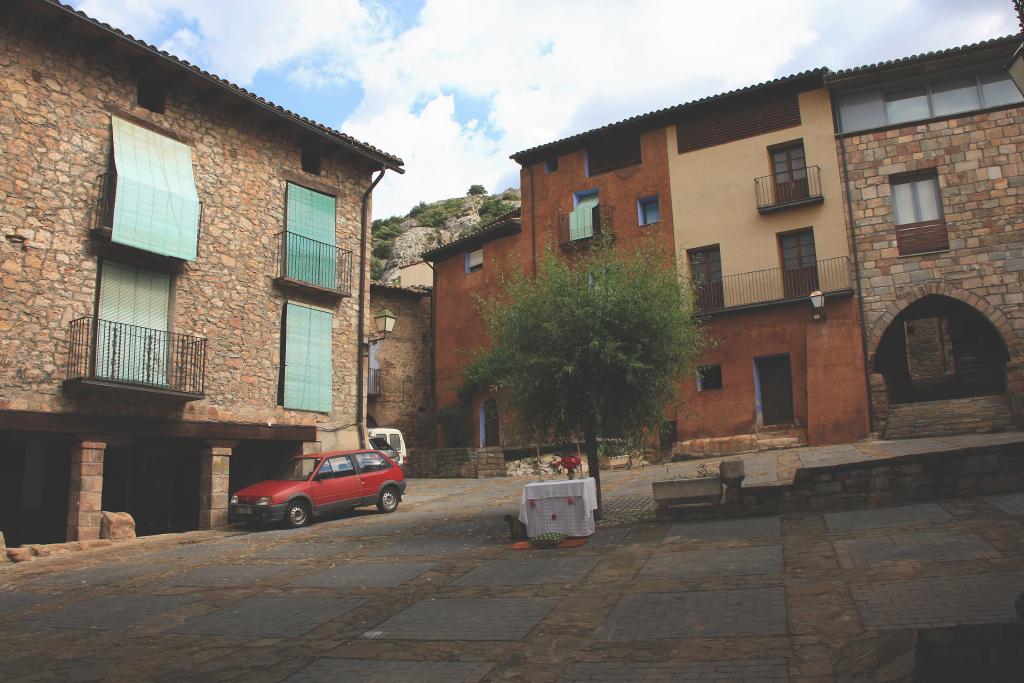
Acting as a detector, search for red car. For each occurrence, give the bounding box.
[229,449,407,528]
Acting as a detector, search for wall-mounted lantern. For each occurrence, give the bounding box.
[809,290,825,321]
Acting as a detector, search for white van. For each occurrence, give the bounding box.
[368,428,407,466]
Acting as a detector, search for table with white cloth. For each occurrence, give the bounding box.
[518,477,598,538]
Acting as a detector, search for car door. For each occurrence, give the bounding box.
[353,451,393,503]
[311,455,362,510]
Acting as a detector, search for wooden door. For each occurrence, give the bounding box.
[779,231,819,299]
[771,143,809,204]
[757,356,794,426]
[689,247,723,311]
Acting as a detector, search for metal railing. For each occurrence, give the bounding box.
[94,171,204,239]
[557,204,614,247]
[367,368,381,397]
[275,231,353,295]
[67,317,206,396]
[754,165,823,211]
[693,256,850,313]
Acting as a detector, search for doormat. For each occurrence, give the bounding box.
[509,538,589,550]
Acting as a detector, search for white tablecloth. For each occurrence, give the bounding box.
[518,477,597,537]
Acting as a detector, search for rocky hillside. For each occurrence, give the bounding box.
[372,187,520,281]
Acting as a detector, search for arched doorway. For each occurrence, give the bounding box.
[479,399,500,448]
[873,294,1010,404]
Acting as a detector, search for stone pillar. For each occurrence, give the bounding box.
[198,442,234,529]
[1005,360,1024,428]
[869,373,889,436]
[67,440,105,541]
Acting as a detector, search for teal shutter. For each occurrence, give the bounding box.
[96,261,171,386]
[569,194,599,241]
[110,116,200,260]
[283,303,333,412]
[286,183,337,289]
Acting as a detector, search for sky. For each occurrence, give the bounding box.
[72,0,1018,218]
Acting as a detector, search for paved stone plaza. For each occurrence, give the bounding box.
[1,436,1024,681]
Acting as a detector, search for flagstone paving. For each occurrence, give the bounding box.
[2,432,1024,681]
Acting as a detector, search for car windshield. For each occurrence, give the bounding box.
[272,458,321,481]
[370,437,394,452]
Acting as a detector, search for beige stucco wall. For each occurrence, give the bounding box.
[398,261,434,288]
[667,88,849,279]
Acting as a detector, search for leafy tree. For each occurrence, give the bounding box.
[465,238,705,510]
[477,196,517,226]
[370,257,386,281]
[467,184,487,196]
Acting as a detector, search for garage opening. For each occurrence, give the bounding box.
[229,440,297,496]
[102,440,199,536]
[0,434,70,546]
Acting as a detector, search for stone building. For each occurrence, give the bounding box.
[367,282,435,450]
[828,36,1024,437]
[0,0,403,546]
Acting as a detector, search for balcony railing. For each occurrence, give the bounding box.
[65,317,206,398]
[367,368,381,398]
[754,165,823,212]
[274,231,353,296]
[557,204,614,247]
[693,256,851,314]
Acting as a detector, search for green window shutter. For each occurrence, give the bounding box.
[569,194,599,241]
[286,183,337,289]
[110,116,201,260]
[96,261,171,386]
[283,303,333,412]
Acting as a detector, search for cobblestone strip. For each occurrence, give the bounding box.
[284,658,494,682]
[851,572,1024,630]
[560,658,789,681]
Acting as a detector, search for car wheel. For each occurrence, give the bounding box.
[284,500,310,528]
[377,485,400,513]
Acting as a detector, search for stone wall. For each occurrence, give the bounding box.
[367,284,434,449]
[408,447,507,478]
[0,12,376,439]
[839,105,1024,420]
[741,440,1024,515]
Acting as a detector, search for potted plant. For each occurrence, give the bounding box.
[652,462,723,511]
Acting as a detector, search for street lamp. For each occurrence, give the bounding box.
[371,308,397,341]
[809,290,825,321]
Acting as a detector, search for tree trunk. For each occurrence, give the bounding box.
[583,419,602,517]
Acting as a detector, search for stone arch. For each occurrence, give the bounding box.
[867,283,1020,362]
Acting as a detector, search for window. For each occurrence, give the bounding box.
[301,148,322,175]
[637,196,660,226]
[354,451,390,472]
[568,191,600,241]
[688,246,723,311]
[778,229,819,298]
[543,158,558,173]
[931,76,980,116]
[280,302,333,412]
[981,72,1021,107]
[466,248,483,273]
[697,365,723,391]
[891,173,948,255]
[769,141,809,204]
[109,116,200,260]
[285,183,338,289]
[95,261,172,386]
[326,455,357,478]
[885,86,930,124]
[586,135,642,176]
[136,78,166,114]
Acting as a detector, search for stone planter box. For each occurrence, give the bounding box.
[652,476,723,511]
[600,455,632,470]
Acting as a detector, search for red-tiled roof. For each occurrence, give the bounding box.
[827,35,1020,81]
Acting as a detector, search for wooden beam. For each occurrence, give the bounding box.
[0,410,317,442]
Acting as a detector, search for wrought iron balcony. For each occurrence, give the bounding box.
[65,317,206,399]
[754,165,823,213]
[693,256,851,314]
[367,368,381,398]
[557,204,614,247]
[273,231,353,297]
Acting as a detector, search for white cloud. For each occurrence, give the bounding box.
[73,0,1019,216]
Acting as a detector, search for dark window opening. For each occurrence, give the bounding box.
[276,304,287,406]
[587,135,642,176]
[778,229,819,298]
[697,364,723,391]
[137,78,166,114]
[544,158,558,173]
[301,148,322,175]
[769,141,809,203]
[688,246,723,311]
